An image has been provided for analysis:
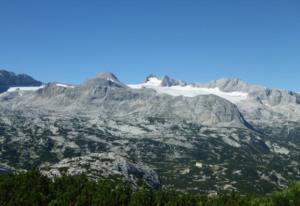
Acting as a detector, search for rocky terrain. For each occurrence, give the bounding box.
[0,70,300,194]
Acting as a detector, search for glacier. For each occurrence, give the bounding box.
[128,77,248,104]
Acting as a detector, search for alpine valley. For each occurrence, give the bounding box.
[1,70,300,195]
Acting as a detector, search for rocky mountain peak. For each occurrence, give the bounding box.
[95,72,119,81]
[144,74,187,87]
[84,72,126,88]
[0,70,43,93]
[161,75,187,87]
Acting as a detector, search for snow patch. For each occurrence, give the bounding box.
[56,83,75,88]
[144,77,162,86]
[106,77,116,83]
[195,162,203,168]
[7,85,45,92]
[128,82,248,104]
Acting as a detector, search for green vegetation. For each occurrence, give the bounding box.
[0,169,300,206]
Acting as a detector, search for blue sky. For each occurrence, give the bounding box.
[0,0,299,90]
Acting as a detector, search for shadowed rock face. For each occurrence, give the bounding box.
[161,76,187,87]
[0,70,42,92]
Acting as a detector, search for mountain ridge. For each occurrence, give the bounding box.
[1,70,300,194]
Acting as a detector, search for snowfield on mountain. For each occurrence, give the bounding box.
[1,70,300,194]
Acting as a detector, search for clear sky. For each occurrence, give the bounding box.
[0,0,299,90]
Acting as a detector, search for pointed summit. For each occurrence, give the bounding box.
[96,72,120,82]
[84,72,126,88]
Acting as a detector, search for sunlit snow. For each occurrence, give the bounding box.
[106,77,116,83]
[56,83,75,88]
[7,86,45,92]
[128,77,248,104]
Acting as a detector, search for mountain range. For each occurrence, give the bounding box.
[0,69,300,195]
